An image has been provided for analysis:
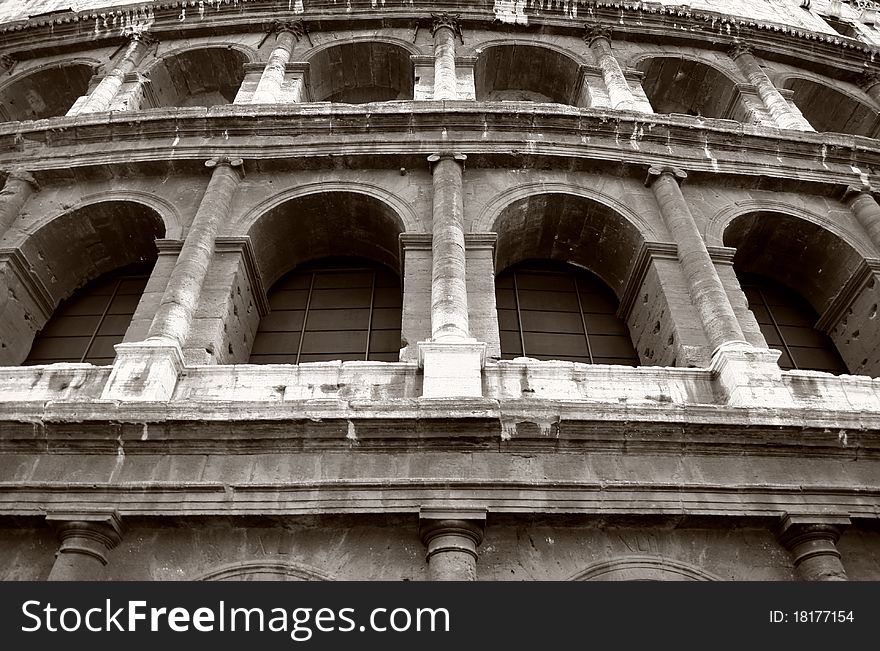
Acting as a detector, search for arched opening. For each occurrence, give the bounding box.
[493,193,646,365]
[782,77,879,137]
[496,259,638,364]
[724,211,861,373]
[307,43,414,103]
[0,63,94,121]
[737,272,847,373]
[637,57,750,121]
[250,257,401,363]
[246,191,405,364]
[0,200,164,366]
[23,261,154,365]
[475,44,581,104]
[145,48,248,108]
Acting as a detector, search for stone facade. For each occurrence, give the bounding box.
[1,0,880,581]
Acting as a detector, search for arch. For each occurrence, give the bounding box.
[473,181,660,240]
[636,55,751,121]
[723,210,863,317]
[14,190,183,241]
[474,42,583,105]
[194,560,333,581]
[706,199,877,259]
[780,75,879,137]
[0,200,164,365]
[302,35,421,59]
[568,555,723,581]
[0,60,97,121]
[245,190,406,290]
[143,46,249,108]
[486,189,653,297]
[306,41,414,103]
[236,182,420,235]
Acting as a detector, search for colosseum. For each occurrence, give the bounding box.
[0,0,879,581]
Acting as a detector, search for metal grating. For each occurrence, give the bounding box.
[739,272,848,373]
[496,260,639,365]
[23,261,153,366]
[250,257,403,364]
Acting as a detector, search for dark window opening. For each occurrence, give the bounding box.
[250,257,402,364]
[496,260,638,365]
[24,261,153,366]
[739,272,848,374]
[823,15,858,38]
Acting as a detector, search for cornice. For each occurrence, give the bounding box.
[1,103,878,192]
[0,2,878,80]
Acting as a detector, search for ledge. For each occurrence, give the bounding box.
[0,102,877,189]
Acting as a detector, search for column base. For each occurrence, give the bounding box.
[711,341,791,407]
[418,339,486,398]
[101,339,185,401]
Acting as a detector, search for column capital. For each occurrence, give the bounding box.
[272,19,307,41]
[841,183,876,203]
[0,53,16,72]
[2,167,39,190]
[206,156,245,178]
[584,23,613,46]
[46,511,123,566]
[419,508,486,560]
[645,165,687,187]
[727,42,753,60]
[859,69,880,91]
[431,13,463,40]
[427,152,467,170]
[777,514,849,550]
[127,31,157,48]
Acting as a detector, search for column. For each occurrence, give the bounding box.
[860,71,880,106]
[646,167,789,405]
[251,22,303,104]
[431,13,460,100]
[843,185,880,251]
[419,509,486,581]
[46,512,122,581]
[585,25,638,111]
[429,154,469,341]
[729,44,811,130]
[778,515,849,581]
[0,168,38,237]
[646,167,746,352]
[76,33,154,115]
[102,157,243,401]
[148,157,243,346]
[418,154,486,397]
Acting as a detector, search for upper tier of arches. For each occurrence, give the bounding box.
[1,26,876,139]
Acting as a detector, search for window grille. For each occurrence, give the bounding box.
[250,257,402,364]
[739,272,848,373]
[24,262,153,366]
[496,260,639,365]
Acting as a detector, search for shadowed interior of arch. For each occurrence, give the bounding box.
[307,43,414,103]
[637,56,751,121]
[475,44,582,104]
[0,63,95,121]
[6,200,165,366]
[724,211,860,373]
[493,193,644,365]
[145,48,248,108]
[782,77,880,137]
[245,191,405,363]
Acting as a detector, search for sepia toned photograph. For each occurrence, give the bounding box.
[0,0,878,595]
